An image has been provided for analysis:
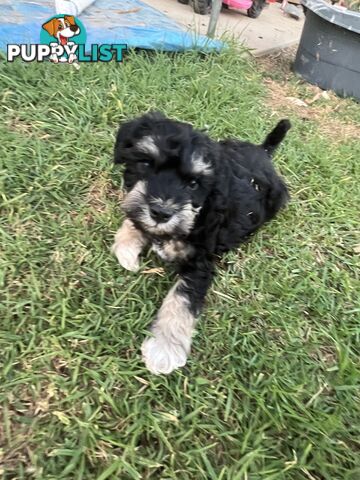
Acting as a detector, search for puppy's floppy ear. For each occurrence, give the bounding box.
[114,120,138,164]
[64,15,76,25]
[114,111,165,164]
[42,18,58,37]
[265,176,289,221]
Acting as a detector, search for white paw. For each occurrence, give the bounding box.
[141,334,189,375]
[68,54,77,64]
[112,241,140,271]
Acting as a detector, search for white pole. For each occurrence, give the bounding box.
[207,0,222,38]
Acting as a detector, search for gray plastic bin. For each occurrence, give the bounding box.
[294,0,360,100]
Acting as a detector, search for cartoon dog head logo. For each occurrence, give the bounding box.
[42,15,80,46]
[40,15,86,63]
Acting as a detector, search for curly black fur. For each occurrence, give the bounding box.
[113,112,290,373]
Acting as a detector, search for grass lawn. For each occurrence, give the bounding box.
[1,48,359,480]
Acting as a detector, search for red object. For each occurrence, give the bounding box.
[223,0,253,9]
[180,0,267,19]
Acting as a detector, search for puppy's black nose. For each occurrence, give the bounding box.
[70,25,78,32]
[149,204,173,222]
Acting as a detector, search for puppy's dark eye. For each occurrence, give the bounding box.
[188,179,199,190]
[137,160,151,174]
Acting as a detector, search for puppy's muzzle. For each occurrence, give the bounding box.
[149,204,175,222]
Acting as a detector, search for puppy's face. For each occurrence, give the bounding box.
[42,16,80,45]
[114,113,215,237]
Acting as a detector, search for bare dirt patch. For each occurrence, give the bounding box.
[4,115,51,140]
[258,48,360,142]
[84,173,125,226]
[87,174,124,214]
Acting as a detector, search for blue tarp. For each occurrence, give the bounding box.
[0,0,222,52]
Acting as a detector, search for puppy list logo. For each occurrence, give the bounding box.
[7,14,127,63]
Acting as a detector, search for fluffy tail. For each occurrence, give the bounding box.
[262,119,291,155]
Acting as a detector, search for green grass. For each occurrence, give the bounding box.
[1,48,359,480]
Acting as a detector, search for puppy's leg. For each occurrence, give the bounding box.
[112,218,147,271]
[141,255,214,374]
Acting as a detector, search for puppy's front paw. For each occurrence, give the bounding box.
[112,219,147,272]
[112,241,140,272]
[141,334,188,375]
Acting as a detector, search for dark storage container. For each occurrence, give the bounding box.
[294,0,360,100]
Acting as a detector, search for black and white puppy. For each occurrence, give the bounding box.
[112,112,291,375]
